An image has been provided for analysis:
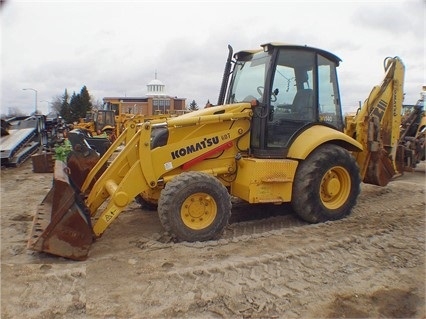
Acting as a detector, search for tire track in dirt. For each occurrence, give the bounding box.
[1,264,86,319]
[131,181,424,252]
[125,205,424,318]
[87,183,425,318]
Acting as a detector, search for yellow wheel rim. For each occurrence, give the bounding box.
[181,193,217,230]
[320,166,351,210]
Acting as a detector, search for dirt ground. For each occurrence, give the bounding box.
[1,159,425,319]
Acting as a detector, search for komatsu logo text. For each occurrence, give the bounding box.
[171,136,220,160]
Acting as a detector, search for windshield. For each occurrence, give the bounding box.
[227,52,270,104]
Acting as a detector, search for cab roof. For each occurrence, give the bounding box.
[234,42,342,65]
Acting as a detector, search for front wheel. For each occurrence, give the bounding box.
[158,172,232,242]
[292,144,361,223]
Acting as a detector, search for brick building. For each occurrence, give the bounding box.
[103,75,186,116]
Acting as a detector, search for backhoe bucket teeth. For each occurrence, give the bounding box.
[27,160,94,260]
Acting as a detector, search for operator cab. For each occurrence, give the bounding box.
[226,43,344,158]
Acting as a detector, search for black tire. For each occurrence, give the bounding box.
[158,171,232,242]
[292,144,361,223]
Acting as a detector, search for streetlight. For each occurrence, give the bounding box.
[40,100,51,114]
[23,88,38,114]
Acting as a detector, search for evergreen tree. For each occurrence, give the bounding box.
[58,86,93,123]
[59,89,72,123]
[69,91,82,123]
[80,86,92,113]
[188,100,198,111]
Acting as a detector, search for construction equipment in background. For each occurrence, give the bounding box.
[71,104,174,142]
[397,86,426,170]
[71,109,116,136]
[57,110,174,182]
[67,107,151,155]
[29,43,411,260]
[1,115,48,167]
[63,118,141,191]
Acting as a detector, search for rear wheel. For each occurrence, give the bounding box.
[292,144,360,223]
[158,172,231,242]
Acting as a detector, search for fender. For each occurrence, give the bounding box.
[287,125,363,160]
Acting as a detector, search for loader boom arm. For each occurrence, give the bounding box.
[86,103,253,237]
[344,56,405,186]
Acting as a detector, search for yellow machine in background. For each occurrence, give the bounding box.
[398,86,426,169]
[29,43,409,260]
[72,109,116,136]
[73,102,176,140]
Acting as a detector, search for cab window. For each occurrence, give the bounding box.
[318,55,343,130]
[267,50,316,148]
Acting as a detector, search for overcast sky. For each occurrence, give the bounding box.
[1,0,424,116]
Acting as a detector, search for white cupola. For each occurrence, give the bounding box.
[146,72,167,96]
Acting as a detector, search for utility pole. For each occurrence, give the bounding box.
[23,88,38,114]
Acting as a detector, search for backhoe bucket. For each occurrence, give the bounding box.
[27,160,94,260]
[363,148,396,187]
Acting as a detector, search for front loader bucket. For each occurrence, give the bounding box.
[27,160,94,260]
[66,147,102,192]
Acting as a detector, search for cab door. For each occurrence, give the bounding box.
[251,47,343,159]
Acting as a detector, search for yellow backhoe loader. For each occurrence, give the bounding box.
[72,109,116,135]
[28,43,407,260]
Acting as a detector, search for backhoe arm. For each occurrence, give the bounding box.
[344,56,405,186]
